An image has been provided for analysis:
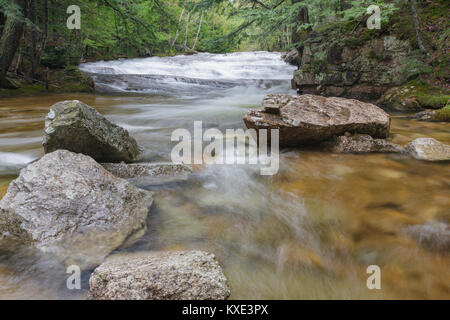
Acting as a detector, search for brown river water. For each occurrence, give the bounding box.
[0,52,449,299]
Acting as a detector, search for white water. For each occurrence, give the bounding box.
[79,51,295,79]
[79,51,297,97]
[78,51,297,161]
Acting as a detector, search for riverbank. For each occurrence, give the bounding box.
[0,66,94,99]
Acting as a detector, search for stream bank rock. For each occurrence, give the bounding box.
[87,251,230,300]
[322,135,404,154]
[0,150,153,269]
[406,138,450,161]
[43,100,141,163]
[243,94,391,147]
[282,49,300,66]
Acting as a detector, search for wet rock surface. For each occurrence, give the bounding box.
[406,138,450,161]
[410,110,437,121]
[43,100,141,163]
[282,49,300,66]
[243,94,391,147]
[102,162,193,179]
[405,223,450,253]
[102,162,194,187]
[0,150,153,269]
[322,134,404,154]
[88,250,230,300]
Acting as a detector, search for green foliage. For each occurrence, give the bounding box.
[41,45,71,69]
[402,52,434,80]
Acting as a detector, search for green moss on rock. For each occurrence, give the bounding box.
[432,105,450,122]
[378,81,450,112]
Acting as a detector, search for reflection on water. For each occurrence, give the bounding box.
[0,52,449,299]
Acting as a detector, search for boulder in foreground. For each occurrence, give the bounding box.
[406,138,450,161]
[0,150,153,269]
[243,94,391,147]
[322,135,404,154]
[88,250,230,300]
[43,100,141,163]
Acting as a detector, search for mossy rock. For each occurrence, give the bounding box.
[378,81,450,112]
[432,105,450,122]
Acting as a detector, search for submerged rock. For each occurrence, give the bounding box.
[322,135,404,154]
[243,94,391,147]
[88,251,230,300]
[406,138,450,161]
[405,222,450,253]
[102,162,193,179]
[410,110,437,122]
[0,150,153,269]
[102,162,194,187]
[43,100,141,163]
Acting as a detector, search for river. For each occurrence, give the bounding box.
[0,52,449,299]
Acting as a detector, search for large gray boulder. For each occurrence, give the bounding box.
[406,138,450,161]
[0,150,153,269]
[43,100,141,163]
[322,135,404,154]
[87,251,230,300]
[243,94,391,147]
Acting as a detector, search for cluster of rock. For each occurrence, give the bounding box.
[290,36,411,102]
[243,94,450,161]
[0,100,229,300]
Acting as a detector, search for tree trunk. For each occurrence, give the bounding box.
[409,0,428,55]
[192,12,204,51]
[29,0,39,80]
[183,11,191,50]
[171,8,185,49]
[37,0,49,66]
[0,0,27,86]
[291,0,310,46]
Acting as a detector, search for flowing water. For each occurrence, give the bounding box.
[0,52,449,299]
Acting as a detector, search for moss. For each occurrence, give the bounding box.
[432,105,450,122]
[379,81,450,111]
[409,81,450,108]
[368,50,384,62]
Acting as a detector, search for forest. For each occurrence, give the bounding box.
[0,0,447,91]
